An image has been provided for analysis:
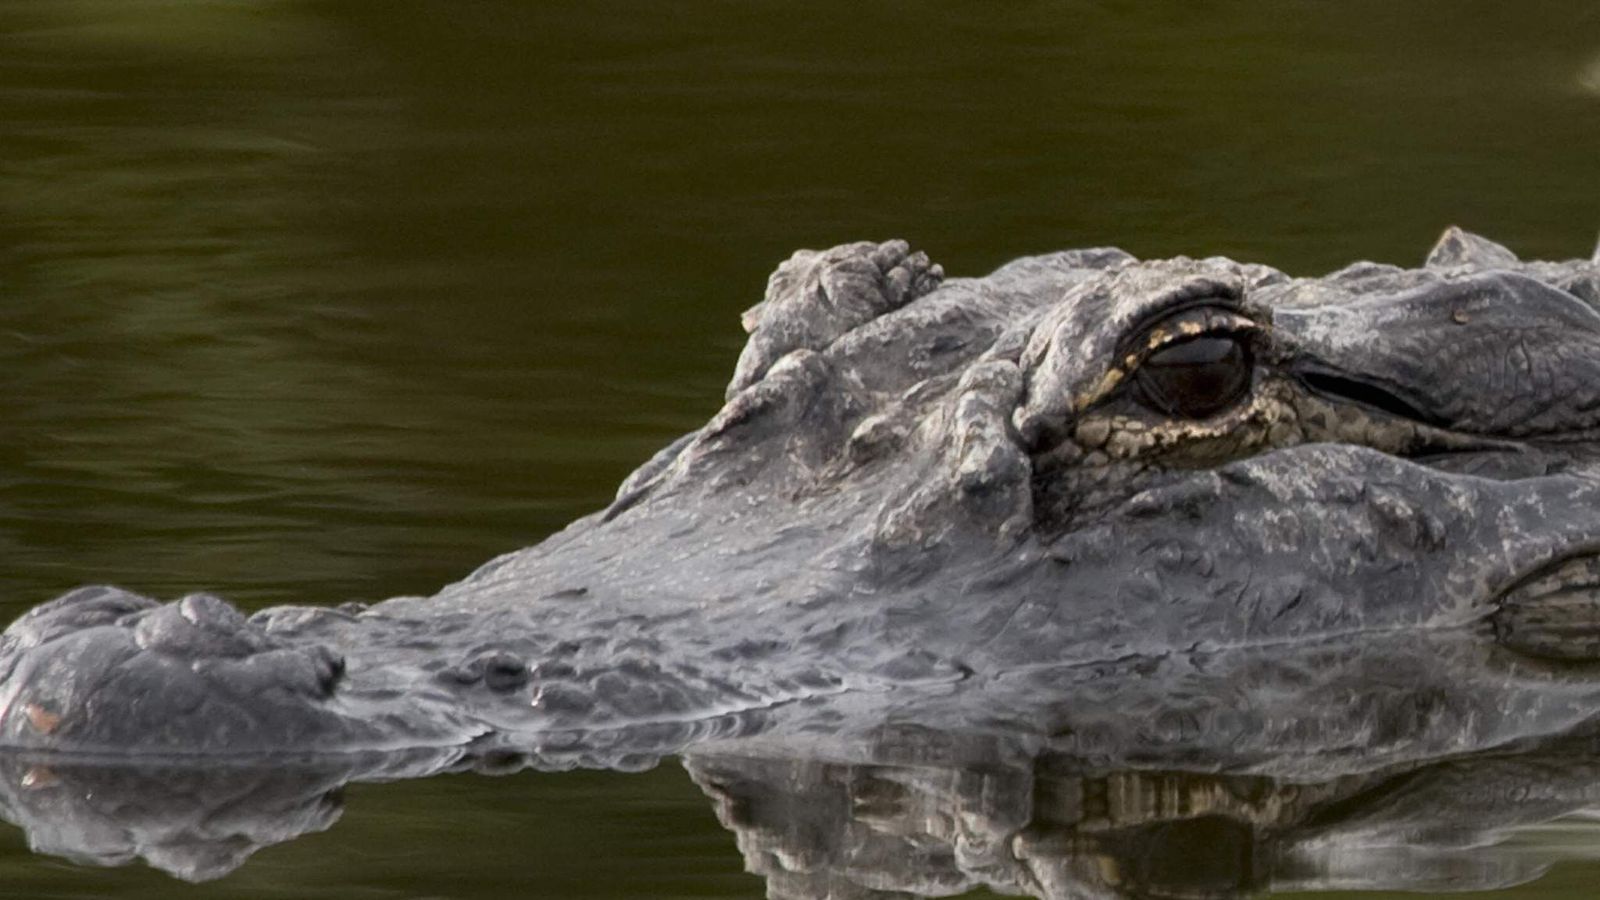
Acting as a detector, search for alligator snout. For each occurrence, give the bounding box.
[0,587,354,753]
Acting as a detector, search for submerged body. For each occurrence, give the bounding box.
[3,228,1600,756]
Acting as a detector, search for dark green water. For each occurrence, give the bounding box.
[1,1,1599,897]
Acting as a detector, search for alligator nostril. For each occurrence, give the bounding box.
[473,750,528,775]
[439,651,529,691]
[312,647,346,697]
[482,654,529,692]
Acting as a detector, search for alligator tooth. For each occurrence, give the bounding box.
[19,767,57,790]
[22,703,59,735]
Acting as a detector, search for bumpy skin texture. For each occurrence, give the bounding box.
[4,229,1600,757]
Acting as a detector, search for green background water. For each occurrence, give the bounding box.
[1,2,1598,897]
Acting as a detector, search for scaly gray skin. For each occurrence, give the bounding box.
[3,227,1600,757]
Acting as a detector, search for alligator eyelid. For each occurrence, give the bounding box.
[1150,318,1259,353]
[1118,297,1236,350]
[1123,312,1262,374]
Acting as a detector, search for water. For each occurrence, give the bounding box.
[1,1,1599,897]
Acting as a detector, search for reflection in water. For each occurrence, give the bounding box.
[5,726,1600,898]
[689,745,1600,899]
[4,631,1600,898]
[0,757,356,882]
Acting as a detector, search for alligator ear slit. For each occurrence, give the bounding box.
[1296,371,1440,426]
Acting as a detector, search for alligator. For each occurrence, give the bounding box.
[3,227,1600,760]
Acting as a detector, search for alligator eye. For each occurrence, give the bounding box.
[1132,335,1252,419]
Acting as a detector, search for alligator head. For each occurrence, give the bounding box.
[3,228,1600,756]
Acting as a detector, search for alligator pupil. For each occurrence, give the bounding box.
[1133,335,1252,419]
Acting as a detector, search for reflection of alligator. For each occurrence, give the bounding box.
[689,731,1600,900]
[8,662,1600,895]
[3,228,1600,755]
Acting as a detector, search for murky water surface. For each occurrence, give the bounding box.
[2,2,1600,897]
